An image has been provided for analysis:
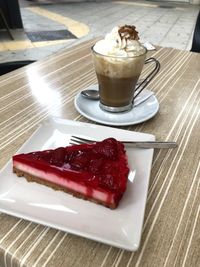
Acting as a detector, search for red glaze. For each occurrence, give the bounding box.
[13,138,129,203]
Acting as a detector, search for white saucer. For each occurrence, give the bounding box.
[74,89,159,126]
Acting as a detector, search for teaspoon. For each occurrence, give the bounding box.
[81,89,99,100]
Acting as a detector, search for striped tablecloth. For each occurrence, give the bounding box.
[0,39,199,267]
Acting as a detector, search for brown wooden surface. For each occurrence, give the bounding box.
[0,39,200,267]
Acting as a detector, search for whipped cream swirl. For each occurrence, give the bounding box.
[93,25,146,57]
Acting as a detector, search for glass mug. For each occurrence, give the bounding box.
[92,46,160,113]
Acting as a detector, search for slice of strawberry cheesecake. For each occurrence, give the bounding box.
[13,138,129,209]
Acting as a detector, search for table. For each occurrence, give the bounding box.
[0,39,200,267]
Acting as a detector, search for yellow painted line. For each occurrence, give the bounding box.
[27,7,89,38]
[113,1,158,8]
[32,39,70,47]
[0,42,6,51]
[0,39,71,52]
[0,40,34,52]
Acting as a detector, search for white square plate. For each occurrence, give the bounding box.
[0,118,154,251]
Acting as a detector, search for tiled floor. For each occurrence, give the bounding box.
[0,0,199,63]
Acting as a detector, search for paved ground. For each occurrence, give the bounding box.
[0,0,199,63]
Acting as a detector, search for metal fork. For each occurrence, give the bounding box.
[70,135,178,149]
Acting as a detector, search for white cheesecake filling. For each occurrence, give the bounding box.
[14,161,114,204]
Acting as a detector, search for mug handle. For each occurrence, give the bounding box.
[134,57,160,99]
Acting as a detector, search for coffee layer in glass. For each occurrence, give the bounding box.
[92,47,146,112]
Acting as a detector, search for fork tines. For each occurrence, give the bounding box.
[70,135,97,145]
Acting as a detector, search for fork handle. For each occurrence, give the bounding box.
[123,141,177,149]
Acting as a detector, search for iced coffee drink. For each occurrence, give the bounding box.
[92,25,147,112]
